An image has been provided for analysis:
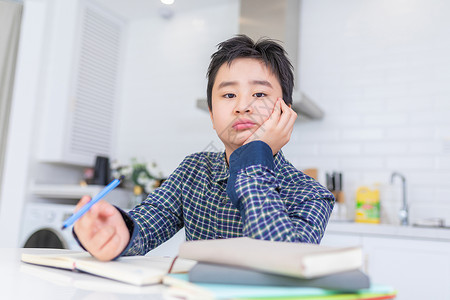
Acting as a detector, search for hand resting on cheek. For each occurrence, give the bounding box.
[244,98,297,155]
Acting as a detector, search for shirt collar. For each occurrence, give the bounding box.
[211,149,287,183]
[212,151,229,182]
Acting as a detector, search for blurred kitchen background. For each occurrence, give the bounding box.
[1,0,450,299]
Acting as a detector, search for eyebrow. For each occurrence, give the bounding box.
[251,80,273,88]
[216,80,273,89]
[217,81,238,89]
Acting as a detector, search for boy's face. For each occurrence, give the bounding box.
[209,58,283,156]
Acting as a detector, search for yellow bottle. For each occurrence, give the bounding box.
[355,186,380,224]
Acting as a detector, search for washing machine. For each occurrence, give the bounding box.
[19,203,83,250]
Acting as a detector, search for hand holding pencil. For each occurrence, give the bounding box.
[72,178,131,261]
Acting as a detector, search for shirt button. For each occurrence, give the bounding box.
[221,199,227,204]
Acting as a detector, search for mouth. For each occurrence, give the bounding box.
[232,119,256,130]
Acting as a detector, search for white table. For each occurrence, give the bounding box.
[0,248,170,300]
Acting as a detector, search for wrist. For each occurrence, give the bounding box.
[113,206,138,259]
[226,141,275,213]
[229,141,274,171]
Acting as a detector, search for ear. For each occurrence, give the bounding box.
[209,109,215,130]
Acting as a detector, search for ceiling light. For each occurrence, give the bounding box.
[161,0,174,5]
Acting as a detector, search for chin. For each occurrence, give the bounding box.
[219,129,254,149]
[231,132,252,145]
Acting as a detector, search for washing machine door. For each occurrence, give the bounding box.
[23,227,67,249]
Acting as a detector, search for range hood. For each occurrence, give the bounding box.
[196,0,324,121]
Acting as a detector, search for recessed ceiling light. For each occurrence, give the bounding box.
[161,0,174,5]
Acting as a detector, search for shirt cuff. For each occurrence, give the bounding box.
[71,206,139,260]
[114,206,139,259]
[226,141,274,213]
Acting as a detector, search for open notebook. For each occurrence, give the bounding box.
[21,251,196,286]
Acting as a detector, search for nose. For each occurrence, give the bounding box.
[234,96,252,115]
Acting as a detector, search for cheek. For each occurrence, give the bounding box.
[253,98,275,120]
[211,102,232,125]
[210,111,226,131]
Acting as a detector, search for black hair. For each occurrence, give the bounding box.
[206,34,294,111]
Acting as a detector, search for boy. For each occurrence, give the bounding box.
[74,35,335,261]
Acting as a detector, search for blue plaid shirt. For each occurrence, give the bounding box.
[121,141,334,256]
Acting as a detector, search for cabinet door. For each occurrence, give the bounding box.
[320,232,362,247]
[38,0,125,166]
[362,236,450,300]
[320,233,369,272]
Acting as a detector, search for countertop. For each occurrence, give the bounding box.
[326,221,450,242]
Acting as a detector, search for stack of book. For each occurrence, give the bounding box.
[162,237,397,299]
[178,237,369,291]
[21,238,397,299]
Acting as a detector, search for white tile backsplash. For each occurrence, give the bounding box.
[386,156,435,170]
[340,157,385,170]
[286,0,450,221]
[385,126,433,140]
[362,142,408,155]
[341,128,385,141]
[318,143,362,156]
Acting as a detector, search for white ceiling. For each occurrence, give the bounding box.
[94,0,223,20]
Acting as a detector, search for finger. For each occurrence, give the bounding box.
[287,107,298,126]
[94,233,123,261]
[74,211,97,239]
[289,108,298,124]
[76,204,123,255]
[95,200,117,218]
[276,98,283,115]
[74,196,94,231]
[74,201,104,238]
[91,223,129,261]
[280,108,297,137]
[268,98,282,124]
[73,214,97,245]
[276,99,293,128]
[286,110,298,135]
[88,200,108,219]
[275,103,296,146]
[75,195,91,212]
[254,99,280,135]
[90,225,115,250]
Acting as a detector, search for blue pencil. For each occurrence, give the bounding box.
[61,175,125,230]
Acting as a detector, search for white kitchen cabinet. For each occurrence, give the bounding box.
[37,0,125,166]
[320,230,362,247]
[362,236,450,300]
[321,223,450,300]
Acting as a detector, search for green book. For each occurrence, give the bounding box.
[163,273,397,300]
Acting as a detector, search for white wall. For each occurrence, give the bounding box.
[0,0,48,247]
[116,2,239,175]
[283,0,450,222]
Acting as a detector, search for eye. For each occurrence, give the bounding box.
[223,93,236,99]
[253,92,267,98]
